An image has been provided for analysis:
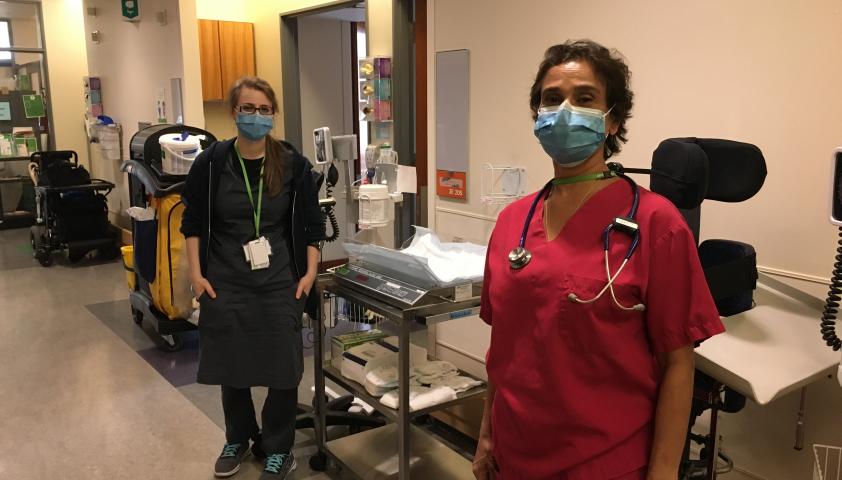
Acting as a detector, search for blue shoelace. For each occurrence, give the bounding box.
[265,453,290,474]
[220,443,241,458]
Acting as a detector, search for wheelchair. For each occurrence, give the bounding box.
[624,137,766,479]
[28,150,118,267]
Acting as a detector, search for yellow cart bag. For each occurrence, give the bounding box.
[150,194,192,320]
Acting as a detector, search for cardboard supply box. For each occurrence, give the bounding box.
[330,329,389,371]
[339,336,428,387]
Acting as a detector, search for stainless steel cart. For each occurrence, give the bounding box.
[310,270,485,479]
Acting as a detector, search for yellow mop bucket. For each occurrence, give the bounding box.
[121,245,136,291]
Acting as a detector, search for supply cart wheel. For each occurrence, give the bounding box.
[309,451,328,471]
[158,334,183,352]
[67,249,85,263]
[131,308,143,325]
[30,227,47,259]
[36,249,53,267]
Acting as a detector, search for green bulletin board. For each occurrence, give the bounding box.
[22,95,45,119]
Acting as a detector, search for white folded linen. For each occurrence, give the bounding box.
[379,385,458,411]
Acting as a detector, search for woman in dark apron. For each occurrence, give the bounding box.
[181,76,324,480]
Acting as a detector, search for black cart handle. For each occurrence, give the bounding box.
[121,160,184,198]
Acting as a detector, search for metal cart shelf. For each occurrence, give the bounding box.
[312,275,484,480]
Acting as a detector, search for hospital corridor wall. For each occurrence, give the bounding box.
[425,1,842,479]
[82,0,188,230]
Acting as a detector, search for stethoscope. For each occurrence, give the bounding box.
[508,163,646,312]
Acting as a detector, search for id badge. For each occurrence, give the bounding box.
[243,237,272,270]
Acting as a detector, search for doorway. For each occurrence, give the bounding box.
[282,0,424,254]
[285,2,366,263]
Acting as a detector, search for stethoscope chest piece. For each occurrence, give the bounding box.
[509,246,532,270]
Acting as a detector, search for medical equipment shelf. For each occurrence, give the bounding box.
[312,275,484,479]
[321,364,486,422]
[325,423,473,479]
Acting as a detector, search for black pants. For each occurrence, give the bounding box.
[221,386,298,455]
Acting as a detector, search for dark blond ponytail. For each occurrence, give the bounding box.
[227,76,289,197]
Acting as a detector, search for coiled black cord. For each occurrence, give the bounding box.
[821,228,842,351]
[324,205,340,242]
[323,163,340,243]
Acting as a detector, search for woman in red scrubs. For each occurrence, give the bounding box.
[473,40,725,480]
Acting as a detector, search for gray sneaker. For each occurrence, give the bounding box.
[214,442,250,478]
[259,453,297,479]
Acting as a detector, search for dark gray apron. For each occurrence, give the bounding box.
[197,287,304,389]
[197,152,303,389]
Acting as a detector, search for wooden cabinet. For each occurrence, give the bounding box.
[198,20,223,101]
[198,19,255,102]
[218,21,256,97]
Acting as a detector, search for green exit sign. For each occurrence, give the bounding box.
[121,0,139,21]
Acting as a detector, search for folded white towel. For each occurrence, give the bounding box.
[413,360,458,378]
[429,375,483,393]
[365,364,399,397]
[417,370,459,385]
[379,386,427,409]
[413,360,460,385]
[379,386,458,411]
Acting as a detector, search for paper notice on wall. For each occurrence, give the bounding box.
[396,165,417,194]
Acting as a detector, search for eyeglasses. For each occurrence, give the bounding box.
[236,104,274,115]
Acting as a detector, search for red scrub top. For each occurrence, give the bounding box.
[481,179,724,480]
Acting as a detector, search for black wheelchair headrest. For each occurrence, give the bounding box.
[651,139,709,209]
[30,150,79,169]
[651,138,767,208]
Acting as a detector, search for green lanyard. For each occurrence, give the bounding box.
[234,145,264,238]
[551,170,615,186]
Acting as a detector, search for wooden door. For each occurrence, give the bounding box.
[218,21,256,94]
[198,19,223,101]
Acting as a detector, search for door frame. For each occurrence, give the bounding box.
[281,0,420,243]
[280,0,363,153]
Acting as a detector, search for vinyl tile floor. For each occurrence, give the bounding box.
[0,227,352,480]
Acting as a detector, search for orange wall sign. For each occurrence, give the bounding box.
[436,170,467,200]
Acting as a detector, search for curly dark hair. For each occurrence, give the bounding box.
[529,40,633,159]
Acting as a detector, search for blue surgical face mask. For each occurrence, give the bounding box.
[236,113,274,140]
[533,100,611,168]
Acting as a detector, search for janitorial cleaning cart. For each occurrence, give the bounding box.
[120,125,216,351]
